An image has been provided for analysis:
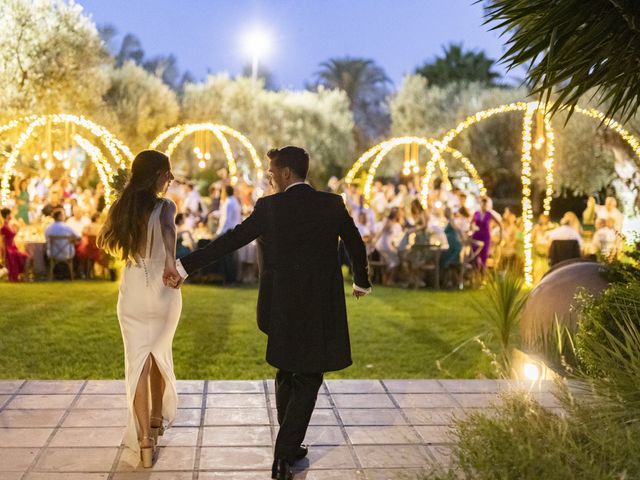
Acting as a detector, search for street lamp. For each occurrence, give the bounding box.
[243,27,272,82]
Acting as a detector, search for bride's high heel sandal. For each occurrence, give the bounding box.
[150,416,164,445]
[140,435,156,468]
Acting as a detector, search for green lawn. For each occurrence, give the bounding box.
[0,281,495,379]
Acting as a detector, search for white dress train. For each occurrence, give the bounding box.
[117,199,182,452]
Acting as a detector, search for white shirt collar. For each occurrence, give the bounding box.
[285,181,306,191]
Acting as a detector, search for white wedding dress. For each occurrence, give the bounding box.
[117,199,182,452]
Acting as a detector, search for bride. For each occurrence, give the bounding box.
[98,150,182,467]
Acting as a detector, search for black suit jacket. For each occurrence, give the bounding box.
[179,183,371,373]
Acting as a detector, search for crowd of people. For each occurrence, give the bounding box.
[0,170,628,287]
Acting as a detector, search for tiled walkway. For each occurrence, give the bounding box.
[0,379,554,480]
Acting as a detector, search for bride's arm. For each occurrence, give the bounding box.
[159,199,178,272]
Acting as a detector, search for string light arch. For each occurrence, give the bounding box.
[149,123,263,185]
[0,114,133,207]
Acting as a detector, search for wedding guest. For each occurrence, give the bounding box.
[592,217,618,258]
[45,208,79,261]
[15,179,30,224]
[440,207,463,272]
[76,213,104,278]
[471,197,495,272]
[374,208,403,285]
[548,212,583,247]
[66,205,90,237]
[1,208,30,281]
[175,213,195,259]
[582,196,597,234]
[184,183,204,218]
[596,196,624,232]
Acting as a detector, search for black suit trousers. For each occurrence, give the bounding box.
[274,369,324,462]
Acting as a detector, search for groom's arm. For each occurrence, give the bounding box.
[177,197,267,277]
[336,197,372,292]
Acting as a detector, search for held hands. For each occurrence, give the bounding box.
[352,288,368,300]
[163,263,183,289]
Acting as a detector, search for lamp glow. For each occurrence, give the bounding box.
[243,27,272,82]
[523,362,541,381]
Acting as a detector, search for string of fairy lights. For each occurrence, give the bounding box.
[149,123,264,185]
[0,104,638,286]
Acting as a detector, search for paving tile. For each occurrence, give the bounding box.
[208,380,264,394]
[34,447,117,472]
[294,446,357,470]
[204,408,269,426]
[176,380,205,394]
[354,445,431,469]
[439,379,505,393]
[339,409,407,426]
[173,408,202,427]
[0,428,53,447]
[6,395,76,410]
[0,472,23,480]
[74,394,126,409]
[309,408,339,425]
[392,394,456,409]
[415,425,454,444]
[451,393,498,408]
[326,380,385,394]
[158,426,199,447]
[383,380,444,394]
[0,409,66,428]
[202,426,272,446]
[332,394,394,409]
[0,447,39,471]
[266,381,328,395]
[364,469,425,480]
[198,473,271,480]
[118,446,196,471]
[207,394,266,408]
[83,380,126,395]
[402,408,460,426]
[25,473,108,480]
[346,426,421,445]
[198,446,273,470]
[302,426,347,446]
[269,394,331,409]
[293,470,364,479]
[531,392,562,409]
[112,473,192,480]
[50,427,123,447]
[178,394,203,408]
[0,381,24,394]
[0,396,12,408]
[21,381,84,395]
[429,445,454,466]
[62,408,127,427]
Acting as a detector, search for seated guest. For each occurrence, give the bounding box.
[373,208,403,285]
[45,208,79,261]
[355,211,375,255]
[440,208,463,271]
[175,213,195,259]
[596,196,624,233]
[66,205,90,237]
[1,208,30,281]
[76,213,104,277]
[549,212,583,248]
[592,217,618,259]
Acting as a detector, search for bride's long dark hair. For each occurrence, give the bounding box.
[98,150,170,261]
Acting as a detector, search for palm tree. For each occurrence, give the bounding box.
[415,43,502,87]
[484,0,640,122]
[315,57,392,149]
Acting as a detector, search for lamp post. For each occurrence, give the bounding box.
[243,27,271,83]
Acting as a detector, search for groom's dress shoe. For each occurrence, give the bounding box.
[272,458,293,480]
[296,445,308,460]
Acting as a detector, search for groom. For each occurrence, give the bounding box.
[166,146,371,480]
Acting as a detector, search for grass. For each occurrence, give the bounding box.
[0,281,494,379]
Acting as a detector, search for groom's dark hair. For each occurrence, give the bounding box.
[267,146,309,180]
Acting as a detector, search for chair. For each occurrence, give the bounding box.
[47,235,76,281]
[548,239,581,267]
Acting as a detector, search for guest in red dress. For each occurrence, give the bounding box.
[1,208,30,282]
[76,213,103,278]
